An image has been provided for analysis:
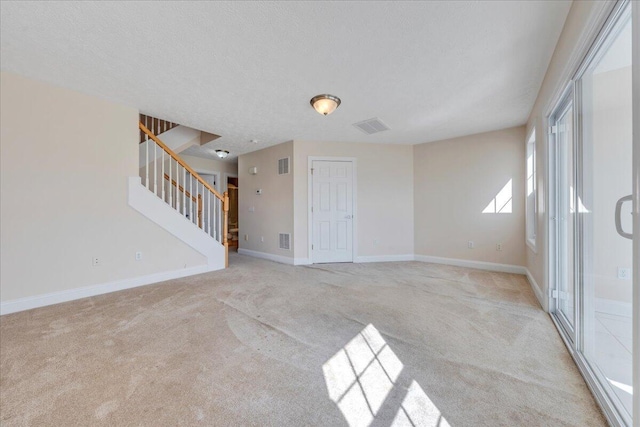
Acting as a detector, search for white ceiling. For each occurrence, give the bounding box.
[0,1,572,161]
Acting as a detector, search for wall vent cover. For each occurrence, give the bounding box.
[278,157,290,175]
[353,117,390,135]
[279,233,291,250]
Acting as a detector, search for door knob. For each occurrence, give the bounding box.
[345,215,352,219]
[615,195,632,239]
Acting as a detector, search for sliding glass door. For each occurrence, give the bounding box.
[549,1,635,425]
[580,5,633,422]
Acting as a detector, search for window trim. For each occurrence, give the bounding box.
[525,127,538,253]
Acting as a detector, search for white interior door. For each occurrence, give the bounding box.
[311,161,353,263]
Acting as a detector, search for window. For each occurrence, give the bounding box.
[525,128,537,251]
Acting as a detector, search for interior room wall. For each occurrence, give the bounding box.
[292,140,414,262]
[525,0,617,304]
[0,72,207,304]
[180,155,238,182]
[238,141,294,259]
[413,126,526,267]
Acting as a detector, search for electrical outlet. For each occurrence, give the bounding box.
[92,257,100,267]
[617,267,632,280]
[249,206,255,213]
[260,236,264,242]
[373,239,379,246]
[244,234,249,241]
[468,241,474,249]
[496,243,503,251]
[135,251,142,261]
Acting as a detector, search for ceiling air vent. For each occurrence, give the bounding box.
[353,117,390,135]
[279,233,291,250]
[278,157,290,175]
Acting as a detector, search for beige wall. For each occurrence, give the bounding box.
[293,140,414,261]
[525,1,615,297]
[238,141,294,258]
[0,72,206,302]
[413,127,526,266]
[180,155,238,185]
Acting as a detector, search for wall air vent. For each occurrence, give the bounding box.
[278,157,290,175]
[279,233,291,250]
[352,117,390,135]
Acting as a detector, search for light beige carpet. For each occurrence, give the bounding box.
[1,254,605,426]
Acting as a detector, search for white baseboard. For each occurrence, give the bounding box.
[595,298,632,318]
[414,255,526,275]
[355,254,415,263]
[524,268,548,312]
[0,265,211,316]
[237,248,295,265]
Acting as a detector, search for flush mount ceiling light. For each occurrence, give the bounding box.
[215,149,229,159]
[310,94,341,116]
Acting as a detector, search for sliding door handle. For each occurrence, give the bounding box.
[615,195,632,239]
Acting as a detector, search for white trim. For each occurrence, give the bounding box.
[294,258,311,266]
[238,248,295,265]
[414,255,526,275]
[524,268,548,312]
[632,2,640,423]
[127,177,226,270]
[223,172,238,194]
[0,264,211,316]
[355,254,415,263]
[307,157,358,264]
[542,1,616,118]
[526,238,538,253]
[193,168,221,194]
[525,127,538,254]
[595,298,632,319]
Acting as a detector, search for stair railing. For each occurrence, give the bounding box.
[139,122,229,267]
[139,114,180,144]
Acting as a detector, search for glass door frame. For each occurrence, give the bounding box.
[547,1,636,425]
[549,88,578,344]
[631,1,639,423]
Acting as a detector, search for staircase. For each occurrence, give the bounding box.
[129,119,229,269]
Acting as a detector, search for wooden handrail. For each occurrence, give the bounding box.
[139,122,224,201]
[164,173,197,202]
[164,173,203,228]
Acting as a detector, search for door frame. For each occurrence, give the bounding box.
[631,1,639,422]
[307,156,357,264]
[223,172,238,194]
[548,85,577,343]
[545,1,636,425]
[193,168,221,194]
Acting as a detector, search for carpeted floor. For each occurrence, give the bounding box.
[1,254,605,426]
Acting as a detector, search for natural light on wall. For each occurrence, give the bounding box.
[483,179,513,214]
[322,324,450,427]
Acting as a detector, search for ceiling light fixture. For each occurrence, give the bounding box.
[310,94,341,116]
[215,149,229,159]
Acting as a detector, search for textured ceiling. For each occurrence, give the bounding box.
[0,1,572,161]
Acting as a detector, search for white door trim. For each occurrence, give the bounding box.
[308,156,357,264]
[193,168,221,194]
[223,172,238,194]
[631,0,639,422]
